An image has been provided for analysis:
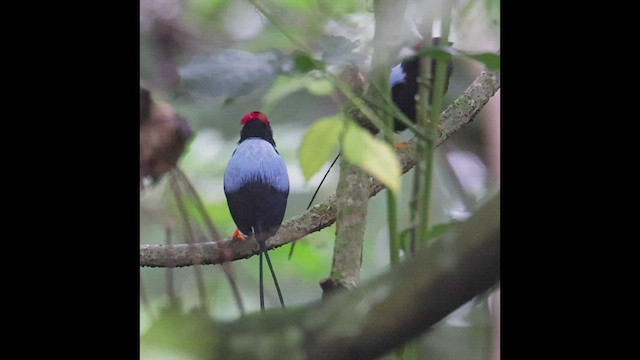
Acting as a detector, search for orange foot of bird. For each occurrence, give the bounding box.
[425,119,445,136]
[394,141,407,150]
[232,228,247,241]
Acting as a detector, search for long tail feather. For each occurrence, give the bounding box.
[263,244,285,308]
[287,152,341,260]
[305,152,341,211]
[256,225,285,310]
[259,249,265,311]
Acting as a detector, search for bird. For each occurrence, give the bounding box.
[390,37,454,133]
[287,38,454,259]
[224,111,289,311]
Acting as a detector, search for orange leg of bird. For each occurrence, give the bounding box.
[427,119,444,135]
[393,119,445,151]
[394,140,407,150]
[424,118,445,137]
[232,228,247,241]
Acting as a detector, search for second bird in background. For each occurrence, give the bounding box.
[390,37,454,132]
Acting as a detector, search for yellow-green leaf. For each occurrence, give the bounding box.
[299,115,345,181]
[342,123,401,194]
[262,76,309,113]
[305,78,334,96]
[461,52,500,70]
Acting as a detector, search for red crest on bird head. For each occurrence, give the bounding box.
[241,111,270,126]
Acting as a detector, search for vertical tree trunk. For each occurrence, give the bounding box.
[329,157,370,289]
[327,0,409,292]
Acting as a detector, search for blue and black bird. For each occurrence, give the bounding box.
[310,38,453,187]
[390,37,454,132]
[224,111,289,311]
[287,38,454,259]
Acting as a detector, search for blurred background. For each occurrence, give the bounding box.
[140,0,499,358]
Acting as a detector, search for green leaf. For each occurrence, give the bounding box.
[262,76,310,113]
[419,48,453,62]
[460,52,500,70]
[262,76,335,113]
[291,51,323,73]
[419,46,500,71]
[299,115,345,180]
[305,78,334,96]
[342,123,401,194]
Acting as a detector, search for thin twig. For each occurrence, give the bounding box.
[174,167,245,315]
[170,171,209,312]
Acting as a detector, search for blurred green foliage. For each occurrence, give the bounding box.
[342,121,401,194]
[298,115,344,180]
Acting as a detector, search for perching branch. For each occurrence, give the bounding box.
[139,69,500,268]
[141,193,500,360]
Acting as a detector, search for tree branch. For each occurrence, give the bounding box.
[141,193,500,360]
[139,69,500,268]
